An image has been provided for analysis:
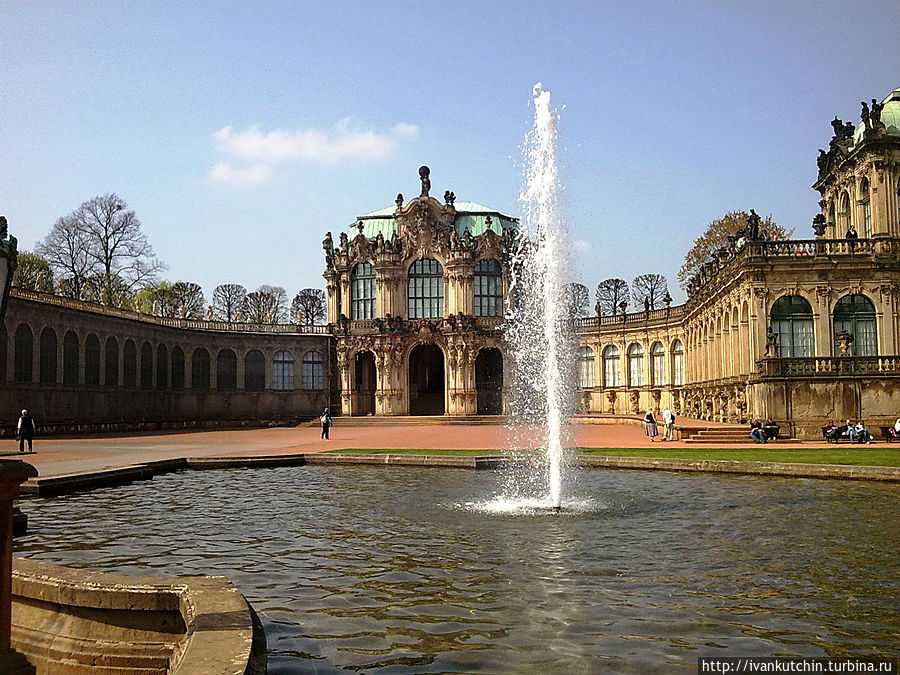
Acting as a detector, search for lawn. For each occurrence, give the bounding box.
[326,447,900,467]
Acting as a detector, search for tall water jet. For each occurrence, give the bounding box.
[505,83,575,510]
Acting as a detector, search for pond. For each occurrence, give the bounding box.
[15,466,900,674]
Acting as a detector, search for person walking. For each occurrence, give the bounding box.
[662,407,675,441]
[320,408,332,440]
[644,409,659,442]
[16,409,35,453]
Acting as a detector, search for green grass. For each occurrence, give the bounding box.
[325,447,900,467]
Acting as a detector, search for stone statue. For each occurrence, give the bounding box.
[485,215,493,231]
[765,326,778,357]
[339,232,348,253]
[322,231,334,265]
[835,329,854,356]
[817,149,828,173]
[747,209,761,240]
[461,228,473,249]
[595,301,601,316]
[395,193,403,208]
[206,305,213,320]
[236,309,244,322]
[418,166,431,198]
[449,228,459,249]
[871,98,886,134]
[861,100,871,131]
[812,213,827,237]
[376,232,384,251]
[0,216,7,239]
[295,309,303,324]
[643,296,650,313]
[390,230,401,254]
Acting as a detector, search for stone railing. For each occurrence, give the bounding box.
[756,356,900,377]
[341,314,505,335]
[11,289,328,334]
[575,304,687,330]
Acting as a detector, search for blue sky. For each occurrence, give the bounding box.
[3,1,898,305]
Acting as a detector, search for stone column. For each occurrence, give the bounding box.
[0,460,37,674]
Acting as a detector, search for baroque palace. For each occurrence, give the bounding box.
[1,88,898,438]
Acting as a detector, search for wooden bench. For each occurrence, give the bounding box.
[880,426,900,442]
[822,426,848,443]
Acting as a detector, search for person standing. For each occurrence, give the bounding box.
[320,408,332,440]
[644,409,659,442]
[662,407,675,441]
[16,409,35,453]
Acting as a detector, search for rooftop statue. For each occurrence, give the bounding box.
[395,193,403,208]
[861,100,871,132]
[418,166,431,198]
[747,209,762,240]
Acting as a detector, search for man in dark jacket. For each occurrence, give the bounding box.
[17,409,35,452]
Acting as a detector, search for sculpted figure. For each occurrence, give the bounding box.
[376,232,384,251]
[747,209,761,240]
[0,215,7,238]
[339,232,348,253]
[419,165,431,198]
[860,101,871,131]
[395,193,403,208]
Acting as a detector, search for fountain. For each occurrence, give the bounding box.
[503,83,576,512]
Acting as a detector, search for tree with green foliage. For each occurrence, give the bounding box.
[12,252,54,292]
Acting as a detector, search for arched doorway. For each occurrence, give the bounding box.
[355,351,376,415]
[475,348,503,414]
[409,344,444,415]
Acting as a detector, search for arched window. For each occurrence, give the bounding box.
[603,345,621,388]
[39,327,57,384]
[650,341,665,386]
[273,350,295,390]
[140,342,153,389]
[14,324,33,383]
[245,350,266,390]
[85,335,100,386]
[156,344,168,390]
[351,262,375,319]
[123,340,137,387]
[217,349,237,390]
[770,295,814,357]
[408,258,444,319]
[833,294,877,356]
[192,348,210,390]
[859,178,872,237]
[104,337,118,387]
[838,191,851,236]
[627,343,644,387]
[301,350,324,389]
[171,347,185,391]
[671,340,685,386]
[578,346,595,388]
[474,259,503,317]
[63,331,79,385]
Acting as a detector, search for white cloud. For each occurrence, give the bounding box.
[208,162,273,187]
[573,239,592,252]
[212,119,419,165]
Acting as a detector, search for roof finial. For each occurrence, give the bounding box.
[418,165,431,198]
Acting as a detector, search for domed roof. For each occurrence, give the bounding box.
[349,200,518,241]
[853,87,900,146]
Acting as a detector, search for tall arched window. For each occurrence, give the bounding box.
[408,258,444,319]
[627,343,644,387]
[301,350,324,389]
[85,335,101,386]
[770,295,814,357]
[140,342,153,389]
[156,344,168,390]
[39,327,57,384]
[603,345,621,388]
[671,340,685,386]
[14,324,33,383]
[650,341,665,386]
[474,259,503,317]
[64,331,80,385]
[192,348,210,390]
[833,294,877,356]
[273,350,295,390]
[578,346,595,388]
[351,262,376,319]
[245,350,266,390]
[104,337,118,387]
[838,191,851,236]
[123,340,137,387]
[171,347,185,391]
[859,178,872,237]
[217,349,237,390]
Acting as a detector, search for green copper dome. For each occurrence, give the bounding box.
[853,87,900,146]
[349,201,518,241]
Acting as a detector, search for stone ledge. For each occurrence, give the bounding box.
[304,453,503,470]
[11,557,264,675]
[21,459,188,497]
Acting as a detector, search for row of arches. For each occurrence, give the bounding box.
[578,340,685,389]
[349,258,504,319]
[3,324,326,391]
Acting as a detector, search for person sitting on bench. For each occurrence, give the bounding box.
[763,417,780,440]
[852,421,872,444]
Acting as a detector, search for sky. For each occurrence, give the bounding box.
[2,1,899,306]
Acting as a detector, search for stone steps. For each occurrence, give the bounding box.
[330,415,507,427]
[683,426,801,444]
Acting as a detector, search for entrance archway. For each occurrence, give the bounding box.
[409,344,445,415]
[354,351,376,415]
[475,348,504,414]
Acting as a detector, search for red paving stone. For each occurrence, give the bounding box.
[4,418,846,478]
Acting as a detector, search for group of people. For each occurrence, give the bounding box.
[642,408,676,441]
[749,418,780,443]
[824,419,874,444]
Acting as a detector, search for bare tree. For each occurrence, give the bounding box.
[170,281,205,318]
[291,288,326,326]
[244,285,287,324]
[211,284,247,322]
[12,252,54,292]
[595,278,629,316]
[632,273,669,310]
[37,214,93,299]
[563,282,590,319]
